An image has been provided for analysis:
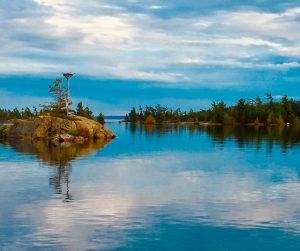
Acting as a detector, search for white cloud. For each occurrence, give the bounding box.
[180,58,300,70]
[147,5,165,10]
[0,0,299,86]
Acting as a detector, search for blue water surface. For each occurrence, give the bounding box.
[0,122,300,250]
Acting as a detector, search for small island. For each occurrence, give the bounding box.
[0,77,116,144]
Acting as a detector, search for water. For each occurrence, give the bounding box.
[0,123,300,250]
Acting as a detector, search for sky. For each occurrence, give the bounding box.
[0,0,300,115]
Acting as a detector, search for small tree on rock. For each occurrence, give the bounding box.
[76,101,84,116]
[75,101,94,119]
[97,112,105,125]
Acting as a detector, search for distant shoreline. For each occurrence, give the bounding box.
[121,120,293,127]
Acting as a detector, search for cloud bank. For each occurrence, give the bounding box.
[0,0,299,87]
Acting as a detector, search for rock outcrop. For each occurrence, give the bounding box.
[0,115,116,144]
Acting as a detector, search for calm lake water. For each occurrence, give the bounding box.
[1,122,300,250]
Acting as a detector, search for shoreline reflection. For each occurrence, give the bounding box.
[127,123,300,152]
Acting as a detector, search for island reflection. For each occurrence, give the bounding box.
[0,138,112,202]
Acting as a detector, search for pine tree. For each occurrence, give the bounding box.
[129,107,138,122]
[97,112,105,125]
[76,101,84,116]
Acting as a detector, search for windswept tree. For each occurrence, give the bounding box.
[49,78,67,112]
[41,78,71,116]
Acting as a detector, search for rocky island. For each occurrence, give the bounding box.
[0,77,117,146]
[0,115,116,144]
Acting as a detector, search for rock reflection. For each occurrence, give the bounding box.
[0,139,112,201]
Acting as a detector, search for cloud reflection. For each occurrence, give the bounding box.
[14,149,300,249]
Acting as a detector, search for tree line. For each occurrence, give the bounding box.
[124,94,300,126]
[0,78,105,124]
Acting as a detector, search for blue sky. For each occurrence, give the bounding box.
[0,0,299,115]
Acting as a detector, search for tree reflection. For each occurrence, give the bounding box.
[204,125,300,152]
[129,123,187,137]
[49,161,72,202]
[0,139,112,201]
[127,123,300,153]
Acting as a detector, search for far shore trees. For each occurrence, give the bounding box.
[125,94,300,126]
